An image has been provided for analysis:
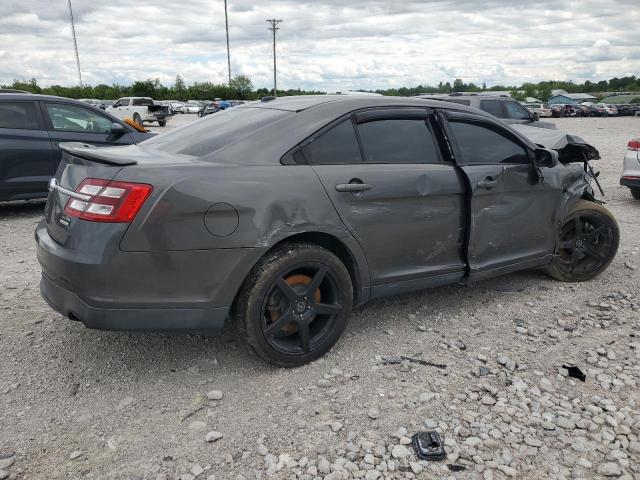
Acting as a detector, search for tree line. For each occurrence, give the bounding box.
[3,75,639,102]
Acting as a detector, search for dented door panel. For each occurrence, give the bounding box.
[462,163,563,272]
[312,163,466,285]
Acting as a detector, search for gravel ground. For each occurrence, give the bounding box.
[1,116,639,480]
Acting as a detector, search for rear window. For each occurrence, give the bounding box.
[480,100,504,118]
[142,107,290,157]
[0,102,39,129]
[132,98,154,106]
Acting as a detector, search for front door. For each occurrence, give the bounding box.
[42,101,134,170]
[306,108,466,290]
[443,111,562,277]
[0,100,54,200]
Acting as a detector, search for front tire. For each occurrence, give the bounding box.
[234,242,353,367]
[158,119,166,127]
[132,113,142,125]
[545,200,619,282]
[631,188,640,200]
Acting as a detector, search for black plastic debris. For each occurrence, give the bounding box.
[382,356,447,369]
[411,431,446,461]
[563,365,586,382]
[447,464,466,472]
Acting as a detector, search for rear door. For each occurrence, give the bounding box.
[442,111,562,278]
[42,101,135,171]
[0,100,54,200]
[308,108,466,293]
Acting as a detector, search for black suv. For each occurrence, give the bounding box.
[0,94,152,202]
[416,93,554,128]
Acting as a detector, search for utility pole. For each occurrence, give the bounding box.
[67,0,83,87]
[224,0,231,85]
[266,19,282,97]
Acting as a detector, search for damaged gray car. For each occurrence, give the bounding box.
[36,96,619,366]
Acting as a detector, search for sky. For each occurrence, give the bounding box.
[1,0,639,91]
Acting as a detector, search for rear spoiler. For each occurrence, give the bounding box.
[59,142,138,166]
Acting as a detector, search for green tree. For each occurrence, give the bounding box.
[229,75,254,99]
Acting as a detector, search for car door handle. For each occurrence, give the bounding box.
[477,177,498,189]
[335,182,372,193]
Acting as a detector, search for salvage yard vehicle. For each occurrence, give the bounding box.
[523,102,552,118]
[416,93,554,128]
[106,97,171,127]
[0,93,152,202]
[621,138,640,199]
[36,95,618,366]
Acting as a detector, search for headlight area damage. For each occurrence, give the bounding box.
[513,124,604,195]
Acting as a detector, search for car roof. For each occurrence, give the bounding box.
[240,94,488,113]
[0,93,97,103]
[415,93,514,100]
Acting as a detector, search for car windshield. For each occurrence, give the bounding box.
[142,106,291,158]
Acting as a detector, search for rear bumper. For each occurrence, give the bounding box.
[40,273,228,331]
[35,220,262,331]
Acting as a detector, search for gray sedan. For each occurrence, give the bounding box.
[36,96,619,366]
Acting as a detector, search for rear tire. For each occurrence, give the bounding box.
[545,200,619,282]
[233,242,353,367]
[631,188,640,200]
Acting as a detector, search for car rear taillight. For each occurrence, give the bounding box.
[63,178,152,223]
[628,140,640,151]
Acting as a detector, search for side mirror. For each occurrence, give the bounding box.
[110,122,126,134]
[534,148,557,168]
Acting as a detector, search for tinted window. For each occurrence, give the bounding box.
[450,121,527,165]
[357,118,440,164]
[480,100,504,118]
[0,102,39,129]
[143,106,290,158]
[503,101,530,120]
[303,119,362,165]
[132,98,153,106]
[45,103,114,133]
[115,99,128,107]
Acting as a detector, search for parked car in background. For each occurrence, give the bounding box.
[523,102,552,117]
[417,93,554,128]
[621,138,640,199]
[36,95,617,366]
[587,104,607,117]
[596,104,618,116]
[184,101,201,114]
[615,105,634,116]
[0,93,152,202]
[107,97,171,127]
[198,101,221,117]
[573,104,591,117]
[169,101,185,114]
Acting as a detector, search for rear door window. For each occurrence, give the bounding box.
[503,101,531,120]
[449,121,528,165]
[44,103,114,133]
[357,118,441,164]
[479,100,504,118]
[0,102,39,130]
[132,98,153,106]
[302,119,362,165]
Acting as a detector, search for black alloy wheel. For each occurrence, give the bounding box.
[234,242,353,367]
[546,200,619,282]
[260,264,343,355]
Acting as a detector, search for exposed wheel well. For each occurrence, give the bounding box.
[273,232,361,304]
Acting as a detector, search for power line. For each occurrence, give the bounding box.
[266,19,282,96]
[67,0,82,87]
[224,0,231,85]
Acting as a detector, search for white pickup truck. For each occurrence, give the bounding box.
[106,97,171,127]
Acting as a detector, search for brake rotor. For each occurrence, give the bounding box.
[267,274,321,334]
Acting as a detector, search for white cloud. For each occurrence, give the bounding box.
[0,0,638,90]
